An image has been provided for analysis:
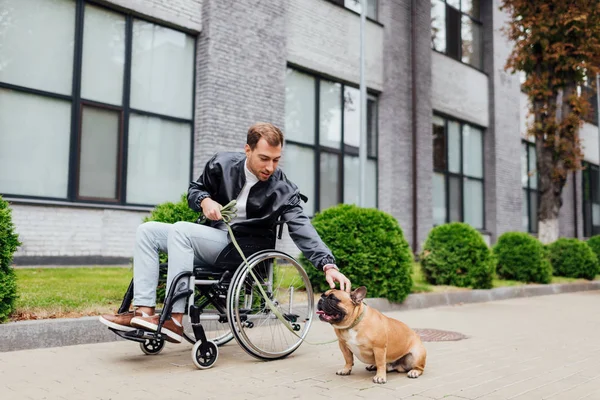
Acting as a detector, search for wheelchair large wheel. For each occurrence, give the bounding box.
[226,250,314,360]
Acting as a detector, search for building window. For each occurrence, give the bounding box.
[431,0,482,69]
[285,67,378,215]
[582,161,600,237]
[329,0,378,20]
[0,0,195,206]
[521,141,538,233]
[432,114,484,229]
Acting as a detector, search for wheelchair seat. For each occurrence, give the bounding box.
[192,230,276,278]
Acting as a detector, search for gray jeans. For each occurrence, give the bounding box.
[133,221,230,313]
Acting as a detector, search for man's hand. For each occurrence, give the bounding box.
[201,198,223,221]
[325,268,351,293]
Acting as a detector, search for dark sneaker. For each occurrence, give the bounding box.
[99,310,150,331]
[130,314,183,343]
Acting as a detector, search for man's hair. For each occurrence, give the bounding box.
[247,122,284,150]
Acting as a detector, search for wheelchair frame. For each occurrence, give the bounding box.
[108,220,315,369]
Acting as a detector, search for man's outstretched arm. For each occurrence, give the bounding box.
[281,200,351,292]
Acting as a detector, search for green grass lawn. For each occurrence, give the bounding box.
[13,267,132,321]
[8,264,599,322]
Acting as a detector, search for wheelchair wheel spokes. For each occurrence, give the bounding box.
[227,251,314,360]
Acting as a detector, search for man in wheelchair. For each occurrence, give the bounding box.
[100,122,351,345]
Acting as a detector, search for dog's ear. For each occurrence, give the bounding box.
[350,286,367,304]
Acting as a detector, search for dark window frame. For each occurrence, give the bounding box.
[582,161,600,237]
[432,113,485,229]
[431,0,483,70]
[522,141,539,234]
[0,0,196,207]
[286,65,379,214]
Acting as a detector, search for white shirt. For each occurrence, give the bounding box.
[230,160,260,224]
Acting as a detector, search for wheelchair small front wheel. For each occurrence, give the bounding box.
[140,338,165,355]
[192,340,218,369]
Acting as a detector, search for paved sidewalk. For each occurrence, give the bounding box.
[1,291,599,400]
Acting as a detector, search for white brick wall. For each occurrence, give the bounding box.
[432,51,489,128]
[287,0,384,91]
[104,0,202,31]
[10,204,148,259]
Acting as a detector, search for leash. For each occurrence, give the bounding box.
[199,200,337,345]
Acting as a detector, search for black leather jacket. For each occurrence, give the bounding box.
[187,152,336,270]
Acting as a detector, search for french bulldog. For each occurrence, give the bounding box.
[317,286,427,384]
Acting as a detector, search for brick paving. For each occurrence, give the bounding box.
[1,291,599,399]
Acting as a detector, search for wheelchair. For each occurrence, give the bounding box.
[108,220,315,369]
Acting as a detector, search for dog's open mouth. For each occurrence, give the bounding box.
[316,310,339,322]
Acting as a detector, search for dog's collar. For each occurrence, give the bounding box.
[337,304,367,330]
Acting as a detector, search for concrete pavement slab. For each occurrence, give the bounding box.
[0,291,599,399]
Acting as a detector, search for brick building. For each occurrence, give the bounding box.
[1,0,598,265]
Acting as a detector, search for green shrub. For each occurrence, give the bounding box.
[547,238,599,280]
[0,196,21,322]
[493,232,552,284]
[420,222,495,289]
[299,204,413,303]
[586,235,600,266]
[143,193,201,301]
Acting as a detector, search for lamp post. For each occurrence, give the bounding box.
[359,0,367,207]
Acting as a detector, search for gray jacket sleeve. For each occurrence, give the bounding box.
[281,198,336,271]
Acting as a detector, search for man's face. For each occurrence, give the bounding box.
[245,138,282,181]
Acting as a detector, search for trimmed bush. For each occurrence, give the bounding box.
[420,222,495,289]
[547,238,599,280]
[299,204,413,303]
[586,235,600,266]
[0,196,20,322]
[493,232,552,284]
[143,193,201,301]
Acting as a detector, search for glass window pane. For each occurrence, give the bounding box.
[592,165,600,203]
[78,107,120,199]
[344,0,377,19]
[464,178,483,229]
[431,0,446,52]
[0,89,71,197]
[81,4,125,105]
[447,0,460,9]
[528,144,537,189]
[449,175,461,222]
[461,16,482,69]
[126,114,191,205]
[366,159,377,208]
[448,121,461,174]
[285,69,315,145]
[462,124,483,178]
[0,0,75,95]
[462,0,480,18]
[529,191,538,233]
[521,143,528,187]
[283,144,315,216]
[433,173,446,225]
[344,155,359,205]
[433,116,446,171]
[522,189,529,232]
[130,20,195,119]
[343,86,360,149]
[319,80,342,149]
[367,98,377,157]
[320,153,340,211]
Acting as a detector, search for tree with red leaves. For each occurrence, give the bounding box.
[502,1,600,243]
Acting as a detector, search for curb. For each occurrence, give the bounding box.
[1,281,599,353]
[365,281,600,312]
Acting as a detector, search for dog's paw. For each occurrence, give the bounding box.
[407,369,422,378]
[365,364,377,372]
[372,375,387,384]
[336,367,352,376]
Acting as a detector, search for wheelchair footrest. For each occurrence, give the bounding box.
[110,328,161,343]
